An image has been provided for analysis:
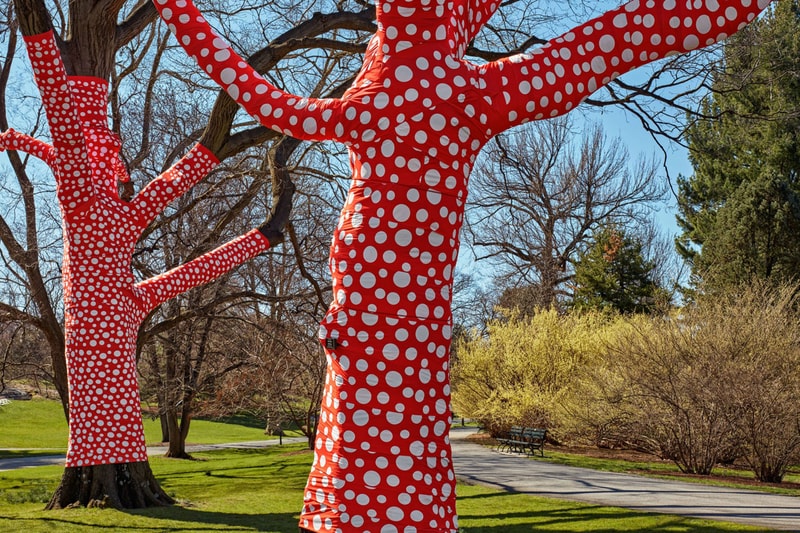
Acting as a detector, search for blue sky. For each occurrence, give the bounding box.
[599,104,692,238]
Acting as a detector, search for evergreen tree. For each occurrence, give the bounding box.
[678,1,800,287]
[572,227,665,314]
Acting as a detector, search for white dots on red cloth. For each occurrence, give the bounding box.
[17,31,271,468]
[148,0,775,531]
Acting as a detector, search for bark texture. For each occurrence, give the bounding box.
[46,462,174,510]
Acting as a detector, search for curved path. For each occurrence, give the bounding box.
[0,437,309,472]
[450,427,800,531]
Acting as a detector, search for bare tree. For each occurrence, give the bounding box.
[466,116,665,310]
[0,321,50,395]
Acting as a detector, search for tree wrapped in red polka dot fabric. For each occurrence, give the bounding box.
[2,0,282,509]
[154,0,771,531]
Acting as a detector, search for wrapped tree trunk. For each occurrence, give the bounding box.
[4,0,278,509]
[156,0,772,530]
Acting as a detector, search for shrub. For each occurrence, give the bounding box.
[606,281,800,479]
[554,314,650,449]
[697,282,800,482]
[451,309,614,437]
[609,313,739,474]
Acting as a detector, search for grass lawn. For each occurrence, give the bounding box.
[0,399,297,457]
[531,449,800,497]
[0,399,68,452]
[0,446,769,532]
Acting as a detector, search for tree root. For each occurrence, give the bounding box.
[163,449,194,460]
[46,461,174,510]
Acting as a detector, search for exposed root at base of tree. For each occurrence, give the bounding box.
[45,461,174,510]
[163,450,193,460]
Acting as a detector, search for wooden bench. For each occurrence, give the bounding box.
[496,426,547,456]
[496,426,524,453]
[522,428,547,456]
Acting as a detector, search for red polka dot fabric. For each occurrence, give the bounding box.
[155,0,771,531]
[0,128,55,166]
[7,31,271,467]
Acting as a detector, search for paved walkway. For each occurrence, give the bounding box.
[450,427,800,531]
[0,437,309,472]
[3,429,799,531]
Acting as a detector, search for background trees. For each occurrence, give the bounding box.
[465,116,665,313]
[454,281,800,483]
[678,0,800,288]
[572,226,668,314]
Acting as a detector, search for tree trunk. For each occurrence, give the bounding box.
[46,339,68,420]
[46,462,173,510]
[9,8,173,509]
[164,411,191,459]
[159,412,170,443]
[161,329,193,459]
[164,312,209,459]
[11,2,272,511]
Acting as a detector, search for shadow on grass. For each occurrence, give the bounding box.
[155,460,310,487]
[134,506,300,531]
[0,507,300,532]
[457,491,757,533]
[203,413,266,431]
[0,450,64,460]
[0,505,754,533]
[458,508,753,532]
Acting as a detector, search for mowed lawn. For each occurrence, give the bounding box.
[0,446,767,533]
[0,399,776,531]
[0,399,280,455]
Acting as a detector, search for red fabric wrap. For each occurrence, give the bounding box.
[17,30,272,467]
[152,0,772,530]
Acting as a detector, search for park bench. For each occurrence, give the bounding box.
[496,426,547,456]
[496,426,524,453]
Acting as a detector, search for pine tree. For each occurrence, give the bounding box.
[678,1,800,287]
[572,227,664,314]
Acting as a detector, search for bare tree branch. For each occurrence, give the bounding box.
[116,0,157,49]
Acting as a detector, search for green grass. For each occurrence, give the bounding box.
[523,448,800,497]
[141,413,280,446]
[538,449,690,476]
[0,399,297,457]
[456,484,763,532]
[0,399,68,451]
[0,447,769,532]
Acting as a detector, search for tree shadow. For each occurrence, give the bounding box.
[202,414,267,430]
[1,502,757,533]
[1,507,300,532]
[457,491,754,533]
[134,506,300,531]
[458,507,754,532]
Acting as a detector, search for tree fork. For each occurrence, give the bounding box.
[46,462,174,510]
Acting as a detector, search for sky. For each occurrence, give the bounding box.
[600,105,692,237]
[1,0,704,297]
